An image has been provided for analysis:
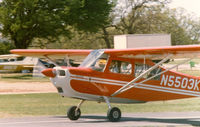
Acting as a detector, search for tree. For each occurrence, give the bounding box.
[114,0,200,45]
[0,41,15,54]
[95,0,171,49]
[127,6,200,45]
[29,0,200,49]
[0,0,112,49]
[174,9,200,44]
[36,30,111,49]
[114,0,170,34]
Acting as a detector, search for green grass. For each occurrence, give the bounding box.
[0,73,49,82]
[0,93,200,118]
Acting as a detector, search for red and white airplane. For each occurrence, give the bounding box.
[11,45,200,122]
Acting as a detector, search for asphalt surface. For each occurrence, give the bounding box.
[0,112,200,127]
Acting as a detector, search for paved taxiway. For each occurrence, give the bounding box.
[0,112,200,127]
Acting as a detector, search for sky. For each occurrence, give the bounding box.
[169,0,200,17]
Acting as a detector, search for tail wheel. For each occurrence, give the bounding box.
[67,106,81,120]
[107,107,121,122]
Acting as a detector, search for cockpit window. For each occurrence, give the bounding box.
[90,54,108,72]
[79,50,109,72]
[80,50,105,68]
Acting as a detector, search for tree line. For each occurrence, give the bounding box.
[0,0,200,53]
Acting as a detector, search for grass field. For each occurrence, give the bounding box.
[0,73,49,82]
[0,93,200,118]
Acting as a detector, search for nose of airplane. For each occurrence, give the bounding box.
[41,68,56,78]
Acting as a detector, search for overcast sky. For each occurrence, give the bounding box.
[169,0,200,17]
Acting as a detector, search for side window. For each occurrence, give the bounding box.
[109,60,132,75]
[149,67,162,80]
[135,63,161,80]
[58,70,66,76]
[135,63,148,78]
[17,57,25,61]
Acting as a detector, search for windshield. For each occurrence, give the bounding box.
[80,49,105,67]
[80,49,108,72]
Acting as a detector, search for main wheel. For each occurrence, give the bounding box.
[67,106,81,120]
[107,107,121,122]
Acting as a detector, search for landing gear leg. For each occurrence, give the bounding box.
[103,96,121,122]
[67,99,85,121]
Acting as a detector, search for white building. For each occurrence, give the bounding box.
[114,34,171,49]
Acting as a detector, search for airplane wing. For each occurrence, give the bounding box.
[104,45,200,60]
[11,45,200,62]
[0,54,21,59]
[10,49,92,58]
[11,45,200,59]
[11,49,93,66]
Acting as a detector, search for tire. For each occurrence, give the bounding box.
[67,106,81,120]
[107,107,121,122]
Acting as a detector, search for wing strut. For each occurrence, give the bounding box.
[111,54,173,97]
[65,55,72,67]
[118,57,193,94]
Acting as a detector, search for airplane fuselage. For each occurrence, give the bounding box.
[47,54,200,104]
